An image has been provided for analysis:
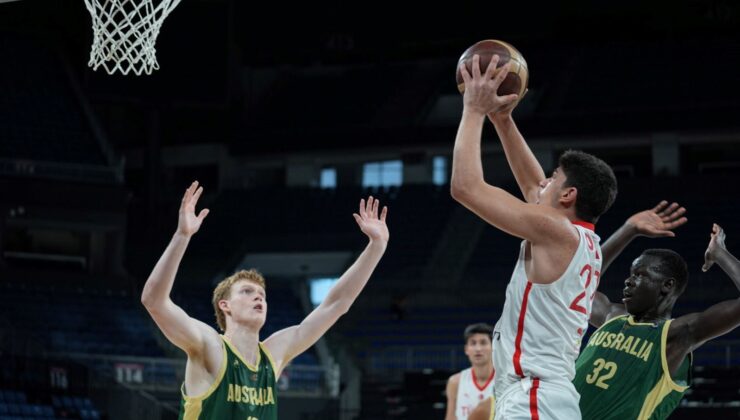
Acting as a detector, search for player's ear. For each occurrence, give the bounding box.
[661,277,676,294]
[560,186,577,207]
[219,299,230,315]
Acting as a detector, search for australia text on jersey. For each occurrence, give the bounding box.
[226,383,276,406]
[585,330,654,362]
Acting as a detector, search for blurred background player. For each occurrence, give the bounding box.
[141,182,389,419]
[452,54,617,419]
[445,323,495,420]
[576,202,740,419]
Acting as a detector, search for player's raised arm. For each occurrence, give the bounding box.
[450,55,573,247]
[672,225,740,353]
[488,92,544,204]
[263,197,389,375]
[141,181,217,356]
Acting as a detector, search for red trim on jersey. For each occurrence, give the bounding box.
[572,220,595,231]
[513,281,534,377]
[471,369,495,392]
[529,378,540,420]
[572,220,596,232]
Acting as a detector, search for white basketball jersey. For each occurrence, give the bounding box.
[492,222,602,396]
[455,367,495,420]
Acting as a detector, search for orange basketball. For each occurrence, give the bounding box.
[456,39,529,98]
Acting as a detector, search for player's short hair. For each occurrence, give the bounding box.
[642,249,689,296]
[212,269,266,331]
[559,150,618,223]
[464,323,494,343]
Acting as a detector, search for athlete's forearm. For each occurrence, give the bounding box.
[601,223,639,273]
[323,240,387,314]
[141,232,191,308]
[491,115,546,203]
[714,247,740,291]
[451,109,487,196]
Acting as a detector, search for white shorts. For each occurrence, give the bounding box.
[494,377,581,420]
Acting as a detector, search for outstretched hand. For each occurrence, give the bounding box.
[353,196,389,244]
[626,200,687,238]
[703,224,727,272]
[459,54,519,116]
[178,181,209,237]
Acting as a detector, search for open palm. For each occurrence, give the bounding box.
[627,200,687,238]
[353,196,389,243]
[178,181,210,237]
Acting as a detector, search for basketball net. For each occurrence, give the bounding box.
[83,0,182,76]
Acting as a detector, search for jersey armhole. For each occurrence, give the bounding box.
[259,341,280,376]
[182,338,228,401]
[660,320,691,391]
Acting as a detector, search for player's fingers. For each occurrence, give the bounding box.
[380,206,388,222]
[184,181,196,202]
[353,213,362,225]
[484,54,499,80]
[664,207,686,221]
[372,198,379,218]
[471,54,482,79]
[197,208,209,221]
[651,200,668,214]
[459,62,471,85]
[665,217,687,230]
[193,186,204,203]
[500,94,519,106]
[717,226,726,240]
[663,209,686,223]
[491,62,509,90]
[658,202,678,217]
[359,199,366,218]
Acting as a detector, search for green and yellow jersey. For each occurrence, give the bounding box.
[574,315,692,420]
[179,336,278,420]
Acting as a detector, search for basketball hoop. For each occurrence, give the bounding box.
[83,0,182,76]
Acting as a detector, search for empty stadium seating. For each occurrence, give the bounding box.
[0,35,107,166]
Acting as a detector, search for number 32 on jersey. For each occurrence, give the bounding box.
[585,358,618,389]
